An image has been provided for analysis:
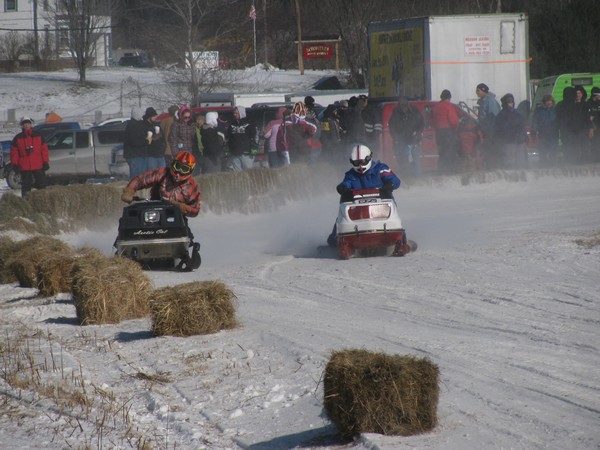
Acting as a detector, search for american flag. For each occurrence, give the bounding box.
[249,3,256,21]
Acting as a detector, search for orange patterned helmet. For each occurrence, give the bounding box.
[170,151,196,183]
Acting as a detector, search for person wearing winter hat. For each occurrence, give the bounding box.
[532,94,559,166]
[475,82,501,159]
[226,105,257,171]
[430,89,461,173]
[142,106,165,172]
[168,105,196,158]
[10,116,49,197]
[160,104,179,164]
[123,106,162,179]
[493,93,527,169]
[200,111,226,173]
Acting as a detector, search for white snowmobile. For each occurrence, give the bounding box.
[335,188,417,259]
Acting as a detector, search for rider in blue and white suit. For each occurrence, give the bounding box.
[327,144,401,246]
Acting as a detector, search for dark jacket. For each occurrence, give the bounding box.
[123,118,149,159]
[389,105,424,146]
[227,118,257,156]
[201,126,225,162]
[343,97,367,143]
[494,107,527,145]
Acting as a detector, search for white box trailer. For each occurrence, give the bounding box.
[368,13,530,111]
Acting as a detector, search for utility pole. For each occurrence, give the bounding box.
[33,0,40,68]
[295,0,304,75]
[263,0,268,66]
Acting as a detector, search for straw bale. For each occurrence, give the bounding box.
[0,192,58,235]
[6,236,73,288]
[150,280,238,336]
[323,349,439,439]
[26,184,123,231]
[36,247,104,297]
[0,236,19,284]
[72,255,152,325]
[197,163,333,214]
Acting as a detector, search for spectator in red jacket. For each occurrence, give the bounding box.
[430,89,461,173]
[10,116,49,197]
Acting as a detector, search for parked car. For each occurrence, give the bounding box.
[33,121,81,140]
[379,100,483,173]
[108,143,128,179]
[95,117,131,127]
[2,122,126,190]
[118,53,153,68]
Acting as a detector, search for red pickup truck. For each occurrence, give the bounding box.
[379,100,483,174]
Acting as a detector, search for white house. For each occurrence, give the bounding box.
[0,0,111,67]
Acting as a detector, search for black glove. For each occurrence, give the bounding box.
[336,184,349,195]
[42,163,49,171]
[382,181,394,192]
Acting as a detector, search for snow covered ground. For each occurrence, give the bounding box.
[1,68,599,449]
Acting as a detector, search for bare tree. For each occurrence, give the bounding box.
[143,0,238,106]
[0,31,28,72]
[45,0,119,83]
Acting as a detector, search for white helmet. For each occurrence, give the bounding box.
[20,116,34,126]
[349,144,373,174]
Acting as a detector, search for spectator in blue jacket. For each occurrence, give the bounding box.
[327,144,400,246]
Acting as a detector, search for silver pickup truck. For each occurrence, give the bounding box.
[1,123,126,190]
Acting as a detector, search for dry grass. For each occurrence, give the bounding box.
[6,236,73,288]
[574,230,600,249]
[72,254,152,325]
[150,280,238,336]
[323,349,439,439]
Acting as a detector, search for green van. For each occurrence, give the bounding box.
[530,73,600,112]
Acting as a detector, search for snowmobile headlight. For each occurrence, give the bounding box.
[369,204,391,219]
[144,210,160,223]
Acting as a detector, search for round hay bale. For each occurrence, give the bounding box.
[323,349,439,439]
[0,236,19,284]
[150,280,238,336]
[36,248,103,297]
[72,255,152,325]
[6,236,73,288]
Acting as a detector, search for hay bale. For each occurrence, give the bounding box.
[323,349,439,439]
[6,236,73,288]
[72,255,152,325]
[26,184,123,232]
[150,281,238,336]
[0,236,19,284]
[37,247,104,297]
[0,193,58,234]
